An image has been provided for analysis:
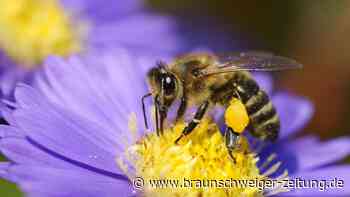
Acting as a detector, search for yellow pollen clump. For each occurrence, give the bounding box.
[124,118,273,197]
[225,98,250,133]
[0,0,84,67]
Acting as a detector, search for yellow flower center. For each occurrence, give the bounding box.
[119,116,290,197]
[0,0,85,67]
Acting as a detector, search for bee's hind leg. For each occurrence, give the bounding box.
[224,127,241,162]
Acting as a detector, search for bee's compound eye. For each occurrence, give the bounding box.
[162,74,176,95]
[165,76,172,84]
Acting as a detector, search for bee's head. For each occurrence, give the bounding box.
[145,61,179,134]
[147,61,179,109]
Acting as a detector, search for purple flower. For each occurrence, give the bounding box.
[1,48,348,196]
[2,0,228,98]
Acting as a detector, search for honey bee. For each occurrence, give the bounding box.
[142,51,301,157]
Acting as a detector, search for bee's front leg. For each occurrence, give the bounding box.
[174,101,209,144]
[175,96,187,123]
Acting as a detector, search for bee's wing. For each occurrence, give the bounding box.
[199,51,302,76]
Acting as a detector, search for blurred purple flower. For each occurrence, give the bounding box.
[0,0,150,97]
[60,1,246,55]
[0,0,239,99]
[1,48,346,196]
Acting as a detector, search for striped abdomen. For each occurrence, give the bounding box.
[233,74,279,141]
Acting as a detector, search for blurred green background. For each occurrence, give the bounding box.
[2,0,350,196]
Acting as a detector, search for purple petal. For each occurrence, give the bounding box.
[0,162,13,181]
[7,165,133,197]
[252,73,273,95]
[260,135,350,177]
[272,92,314,138]
[36,55,136,144]
[61,0,143,23]
[284,165,350,196]
[258,137,317,175]
[0,137,79,169]
[12,85,125,176]
[35,52,154,140]
[289,136,350,171]
[0,63,32,99]
[0,125,23,138]
[0,106,17,126]
[0,162,11,171]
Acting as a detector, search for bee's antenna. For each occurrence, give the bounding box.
[156,60,167,69]
[154,95,160,136]
[142,93,152,130]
